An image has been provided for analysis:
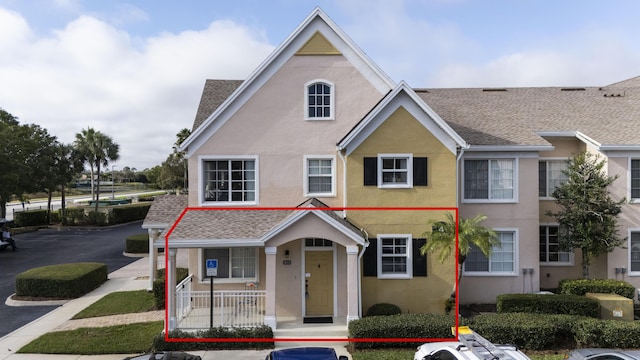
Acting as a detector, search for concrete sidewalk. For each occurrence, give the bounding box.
[0,256,350,360]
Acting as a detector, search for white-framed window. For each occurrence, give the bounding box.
[539,160,568,198]
[378,154,413,188]
[201,248,258,282]
[630,231,640,274]
[539,225,573,265]
[464,159,515,202]
[464,230,517,276]
[201,157,257,204]
[304,155,336,196]
[377,234,413,279]
[305,80,334,120]
[631,159,640,200]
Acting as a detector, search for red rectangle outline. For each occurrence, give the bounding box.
[163,206,460,344]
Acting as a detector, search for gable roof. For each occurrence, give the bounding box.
[417,82,640,150]
[166,198,364,248]
[338,81,467,155]
[192,79,243,132]
[180,7,395,153]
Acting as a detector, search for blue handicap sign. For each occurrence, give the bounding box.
[206,259,218,277]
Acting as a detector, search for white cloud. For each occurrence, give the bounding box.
[0,7,274,170]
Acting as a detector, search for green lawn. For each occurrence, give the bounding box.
[18,321,163,355]
[72,289,155,319]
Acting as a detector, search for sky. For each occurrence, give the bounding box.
[1,0,640,171]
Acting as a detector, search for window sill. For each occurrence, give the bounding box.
[462,199,517,204]
[201,201,258,206]
[540,262,574,267]
[377,274,412,280]
[463,272,518,277]
[304,193,336,198]
[378,184,412,189]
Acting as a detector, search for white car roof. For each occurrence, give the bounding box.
[415,341,531,360]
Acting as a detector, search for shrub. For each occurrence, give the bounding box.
[559,278,635,299]
[86,211,107,226]
[574,317,640,348]
[14,209,49,227]
[497,293,599,317]
[468,313,579,350]
[16,262,108,299]
[152,326,274,351]
[349,313,455,349]
[126,233,149,254]
[60,208,86,225]
[365,303,402,317]
[109,203,151,224]
[152,268,189,309]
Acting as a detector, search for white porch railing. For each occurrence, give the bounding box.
[175,276,266,329]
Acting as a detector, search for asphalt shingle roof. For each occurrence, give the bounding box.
[142,194,188,228]
[192,79,243,132]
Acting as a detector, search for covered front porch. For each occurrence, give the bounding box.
[162,199,367,333]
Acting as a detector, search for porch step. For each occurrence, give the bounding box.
[273,318,349,346]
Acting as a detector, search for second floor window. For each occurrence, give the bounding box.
[306,81,333,120]
[632,160,640,199]
[203,159,256,203]
[464,159,515,201]
[539,160,568,198]
[465,231,516,275]
[304,156,335,196]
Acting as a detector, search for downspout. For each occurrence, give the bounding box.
[337,147,347,218]
[358,229,369,318]
[456,146,466,208]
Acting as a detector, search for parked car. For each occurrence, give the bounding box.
[266,347,349,360]
[414,327,530,360]
[124,351,201,360]
[566,349,640,360]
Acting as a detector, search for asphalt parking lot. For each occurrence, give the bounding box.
[0,221,145,337]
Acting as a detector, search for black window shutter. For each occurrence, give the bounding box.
[364,157,377,186]
[413,238,427,276]
[363,238,377,276]
[413,157,428,186]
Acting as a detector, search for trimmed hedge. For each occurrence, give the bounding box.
[16,262,108,299]
[497,293,599,317]
[153,268,189,309]
[559,278,636,299]
[574,317,640,348]
[152,326,274,351]
[365,303,402,317]
[109,203,151,224]
[349,313,455,349]
[126,233,149,254]
[14,209,49,227]
[469,313,577,350]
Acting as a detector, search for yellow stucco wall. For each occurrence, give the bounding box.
[345,106,457,314]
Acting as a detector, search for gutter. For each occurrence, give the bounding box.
[337,147,347,218]
[358,228,369,318]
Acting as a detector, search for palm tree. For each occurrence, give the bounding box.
[420,213,499,296]
[74,128,119,212]
[74,127,97,197]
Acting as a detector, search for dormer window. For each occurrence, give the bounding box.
[305,80,334,120]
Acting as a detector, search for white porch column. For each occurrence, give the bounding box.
[264,246,277,329]
[148,229,161,291]
[346,246,360,322]
[167,248,177,331]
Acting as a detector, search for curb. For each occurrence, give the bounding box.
[5,293,69,307]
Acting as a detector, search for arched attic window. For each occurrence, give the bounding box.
[305,80,334,120]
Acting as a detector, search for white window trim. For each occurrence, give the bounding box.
[464,228,518,277]
[462,158,518,203]
[197,248,260,284]
[539,224,574,266]
[304,79,335,121]
[198,155,259,206]
[303,155,336,197]
[378,154,413,189]
[377,234,413,279]
[628,228,640,276]
[539,158,569,200]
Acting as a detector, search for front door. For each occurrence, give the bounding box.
[304,251,333,316]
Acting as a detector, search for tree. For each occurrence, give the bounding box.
[74,128,119,212]
[156,128,190,191]
[420,212,499,296]
[548,152,626,278]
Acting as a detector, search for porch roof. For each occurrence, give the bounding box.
[165,198,365,248]
[141,194,188,229]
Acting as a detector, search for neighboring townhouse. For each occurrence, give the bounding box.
[142,7,640,333]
